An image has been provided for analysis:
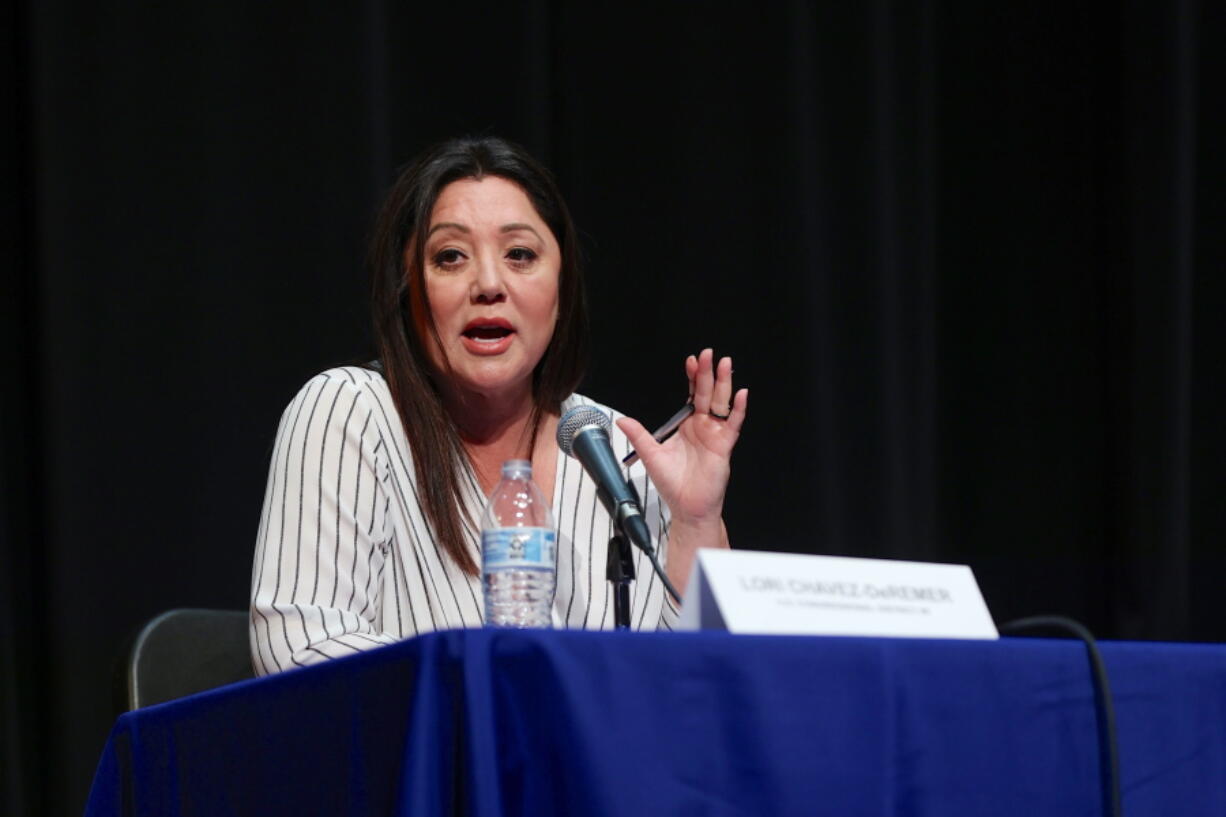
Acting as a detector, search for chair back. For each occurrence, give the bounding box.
[126,608,253,709]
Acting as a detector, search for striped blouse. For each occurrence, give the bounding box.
[250,366,679,676]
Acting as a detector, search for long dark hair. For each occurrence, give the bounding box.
[369,136,588,576]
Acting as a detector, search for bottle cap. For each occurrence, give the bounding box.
[501,459,533,477]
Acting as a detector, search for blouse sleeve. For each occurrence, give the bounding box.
[250,370,396,676]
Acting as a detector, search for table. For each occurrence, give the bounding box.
[85,629,1226,816]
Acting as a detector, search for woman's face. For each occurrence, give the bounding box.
[414,176,561,403]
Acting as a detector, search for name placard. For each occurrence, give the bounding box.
[678,550,998,639]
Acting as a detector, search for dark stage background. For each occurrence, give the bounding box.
[3,2,1223,815]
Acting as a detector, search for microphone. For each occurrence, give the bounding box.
[556,405,656,557]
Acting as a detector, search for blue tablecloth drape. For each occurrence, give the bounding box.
[85,629,1226,816]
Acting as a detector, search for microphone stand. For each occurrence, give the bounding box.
[606,530,635,630]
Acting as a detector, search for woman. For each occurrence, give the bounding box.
[250,136,748,675]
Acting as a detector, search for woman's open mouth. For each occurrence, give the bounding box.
[460,319,515,355]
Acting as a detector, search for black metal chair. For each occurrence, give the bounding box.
[123,608,254,710]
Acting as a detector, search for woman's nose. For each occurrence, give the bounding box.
[470,254,507,304]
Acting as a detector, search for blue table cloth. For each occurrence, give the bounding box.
[85,629,1226,816]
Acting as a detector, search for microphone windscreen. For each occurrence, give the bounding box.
[556,405,612,456]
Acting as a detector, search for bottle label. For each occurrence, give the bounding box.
[482,527,557,571]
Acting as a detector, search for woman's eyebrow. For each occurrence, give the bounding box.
[427,221,469,237]
[500,223,543,239]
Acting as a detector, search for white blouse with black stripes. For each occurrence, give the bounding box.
[250,366,680,676]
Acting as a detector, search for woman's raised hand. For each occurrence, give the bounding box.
[616,348,748,529]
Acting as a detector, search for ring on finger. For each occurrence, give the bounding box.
[709,406,732,421]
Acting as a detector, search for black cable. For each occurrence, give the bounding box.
[646,550,682,605]
[999,615,1122,817]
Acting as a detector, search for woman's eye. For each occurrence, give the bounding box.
[433,248,465,268]
[506,247,538,265]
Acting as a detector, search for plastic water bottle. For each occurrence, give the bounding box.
[481,459,557,628]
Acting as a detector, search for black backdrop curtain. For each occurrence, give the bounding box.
[3,2,1222,814]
